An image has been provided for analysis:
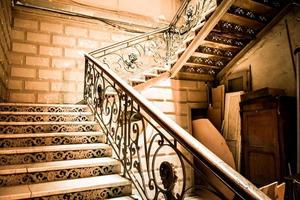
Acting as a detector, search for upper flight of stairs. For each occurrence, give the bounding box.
[0,103,132,200]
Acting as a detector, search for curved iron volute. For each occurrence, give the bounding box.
[159,161,178,200]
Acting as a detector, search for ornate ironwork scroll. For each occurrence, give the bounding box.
[84,57,232,200]
[167,0,217,62]
[88,0,218,81]
[90,31,169,81]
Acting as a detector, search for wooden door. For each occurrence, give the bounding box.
[223,92,244,171]
[242,108,281,186]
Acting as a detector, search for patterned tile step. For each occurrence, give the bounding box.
[0,132,105,147]
[109,196,139,200]
[0,121,101,134]
[0,112,93,122]
[0,157,120,186]
[0,103,89,113]
[0,143,111,165]
[0,175,131,199]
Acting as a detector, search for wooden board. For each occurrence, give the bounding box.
[208,85,225,131]
[259,182,277,199]
[192,119,235,200]
[223,91,244,171]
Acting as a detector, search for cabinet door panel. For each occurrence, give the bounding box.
[242,109,280,186]
[248,151,277,186]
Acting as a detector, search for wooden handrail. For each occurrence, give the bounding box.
[89,26,169,56]
[85,53,270,200]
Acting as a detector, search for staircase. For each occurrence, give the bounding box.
[0,103,132,200]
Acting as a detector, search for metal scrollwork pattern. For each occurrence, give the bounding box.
[167,0,217,61]
[0,136,104,147]
[84,58,226,200]
[0,149,109,166]
[31,186,131,200]
[0,124,100,134]
[91,33,168,80]
[0,106,88,112]
[0,115,91,122]
[0,165,117,187]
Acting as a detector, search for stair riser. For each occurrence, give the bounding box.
[0,149,111,165]
[0,115,93,122]
[0,165,120,187]
[0,106,89,113]
[0,136,105,147]
[30,185,132,200]
[0,124,101,134]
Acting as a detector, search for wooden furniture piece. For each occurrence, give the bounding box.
[240,88,296,187]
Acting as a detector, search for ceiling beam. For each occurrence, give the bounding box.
[170,0,236,78]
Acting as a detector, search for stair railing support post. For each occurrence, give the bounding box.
[295,47,300,173]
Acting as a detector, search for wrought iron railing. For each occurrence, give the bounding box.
[89,0,218,83]
[84,53,270,200]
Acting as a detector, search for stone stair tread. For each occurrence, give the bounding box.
[108,196,137,200]
[0,131,103,138]
[0,157,119,175]
[0,174,131,199]
[0,121,97,125]
[0,103,88,107]
[0,143,110,154]
[0,111,92,115]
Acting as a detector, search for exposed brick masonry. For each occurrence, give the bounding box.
[0,0,12,101]
[8,7,137,103]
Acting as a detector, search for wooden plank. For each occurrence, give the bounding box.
[217,4,291,80]
[175,72,214,81]
[192,52,231,60]
[222,12,264,29]
[192,118,235,200]
[259,182,278,199]
[233,0,273,14]
[208,85,225,131]
[170,0,236,78]
[276,183,285,200]
[184,62,220,69]
[223,91,244,171]
[134,71,169,91]
[202,40,240,50]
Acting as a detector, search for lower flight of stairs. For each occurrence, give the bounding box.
[0,103,132,200]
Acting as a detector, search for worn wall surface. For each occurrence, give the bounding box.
[225,7,300,96]
[72,0,181,22]
[0,0,12,101]
[141,79,208,132]
[8,7,138,103]
[140,79,208,193]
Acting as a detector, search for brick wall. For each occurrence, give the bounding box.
[141,79,208,132]
[8,7,137,103]
[0,0,12,101]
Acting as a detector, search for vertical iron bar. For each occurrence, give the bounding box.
[83,58,88,100]
[123,94,128,176]
[295,47,300,173]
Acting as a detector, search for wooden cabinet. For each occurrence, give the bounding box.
[240,95,296,187]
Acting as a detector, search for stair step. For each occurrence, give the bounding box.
[0,103,89,113]
[0,121,100,134]
[0,174,131,199]
[0,112,93,122]
[0,158,120,186]
[0,143,111,165]
[0,132,105,147]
